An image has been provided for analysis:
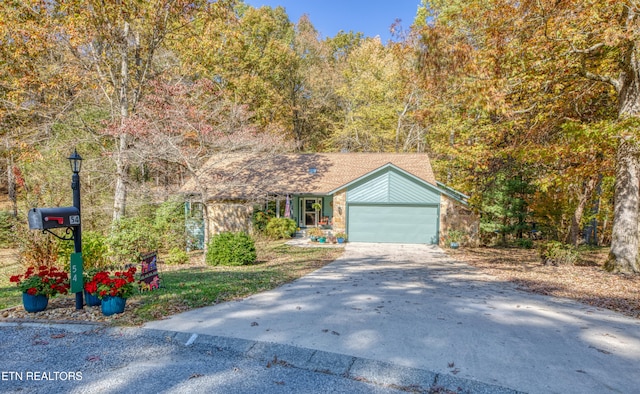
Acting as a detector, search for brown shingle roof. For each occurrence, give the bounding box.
[181,152,437,199]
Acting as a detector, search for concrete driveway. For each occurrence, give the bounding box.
[144,243,640,393]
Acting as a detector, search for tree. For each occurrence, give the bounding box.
[125,77,290,246]
[179,3,298,137]
[415,0,636,273]
[59,0,204,221]
[331,38,406,151]
[508,0,640,272]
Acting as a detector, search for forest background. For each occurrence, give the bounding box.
[1,0,639,274]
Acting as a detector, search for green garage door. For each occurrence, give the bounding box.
[348,204,439,244]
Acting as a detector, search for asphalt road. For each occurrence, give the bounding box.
[0,323,412,394]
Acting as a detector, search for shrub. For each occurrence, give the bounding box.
[165,247,190,265]
[55,230,111,271]
[206,232,256,266]
[18,230,60,267]
[154,200,187,252]
[252,207,275,233]
[107,217,160,264]
[265,217,297,239]
[82,231,111,270]
[539,241,578,266]
[0,211,17,248]
[515,238,533,249]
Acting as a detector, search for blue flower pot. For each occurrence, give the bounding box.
[84,291,101,307]
[22,293,48,313]
[337,238,345,244]
[101,296,126,316]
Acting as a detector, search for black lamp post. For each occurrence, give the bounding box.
[68,149,83,310]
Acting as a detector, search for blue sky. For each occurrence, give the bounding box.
[243,0,421,42]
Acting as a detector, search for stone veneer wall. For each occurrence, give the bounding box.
[331,189,347,234]
[207,201,253,236]
[439,196,480,247]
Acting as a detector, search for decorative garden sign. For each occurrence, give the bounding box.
[139,251,161,291]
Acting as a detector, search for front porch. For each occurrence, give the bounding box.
[256,191,346,233]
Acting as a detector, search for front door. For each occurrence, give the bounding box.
[302,198,320,227]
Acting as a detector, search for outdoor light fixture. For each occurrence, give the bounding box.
[69,148,83,310]
[68,149,83,173]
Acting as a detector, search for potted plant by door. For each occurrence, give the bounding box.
[335,232,348,244]
[10,265,70,313]
[447,229,464,249]
[307,227,323,242]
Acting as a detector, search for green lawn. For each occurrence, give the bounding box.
[0,249,21,310]
[1,240,343,325]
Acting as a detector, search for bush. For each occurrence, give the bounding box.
[52,230,111,272]
[539,241,578,266]
[18,230,61,267]
[265,218,297,239]
[515,238,533,249]
[0,211,17,248]
[82,231,111,270]
[206,232,256,266]
[154,200,187,252]
[107,217,160,264]
[165,247,190,265]
[252,207,275,233]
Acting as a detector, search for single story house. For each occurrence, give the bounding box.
[181,152,478,245]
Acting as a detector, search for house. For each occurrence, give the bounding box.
[181,152,478,245]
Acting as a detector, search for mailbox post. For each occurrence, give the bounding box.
[69,149,83,310]
[27,150,84,310]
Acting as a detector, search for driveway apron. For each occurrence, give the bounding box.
[144,243,640,393]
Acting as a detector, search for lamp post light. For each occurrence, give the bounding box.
[68,149,83,310]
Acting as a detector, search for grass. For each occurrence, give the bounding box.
[0,249,21,310]
[0,239,343,325]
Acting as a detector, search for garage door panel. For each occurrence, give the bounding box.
[348,204,438,244]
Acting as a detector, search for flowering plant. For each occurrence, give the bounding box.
[84,267,137,299]
[10,265,70,297]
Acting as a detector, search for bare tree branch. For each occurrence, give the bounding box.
[584,70,622,93]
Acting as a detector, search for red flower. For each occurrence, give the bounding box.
[11,265,69,297]
[84,281,98,294]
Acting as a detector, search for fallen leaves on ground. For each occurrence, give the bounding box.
[448,247,640,319]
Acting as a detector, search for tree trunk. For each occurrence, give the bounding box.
[567,176,598,246]
[6,142,17,217]
[112,22,130,222]
[112,134,128,222]
[607,32,640,274]
[606,139,640,273]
